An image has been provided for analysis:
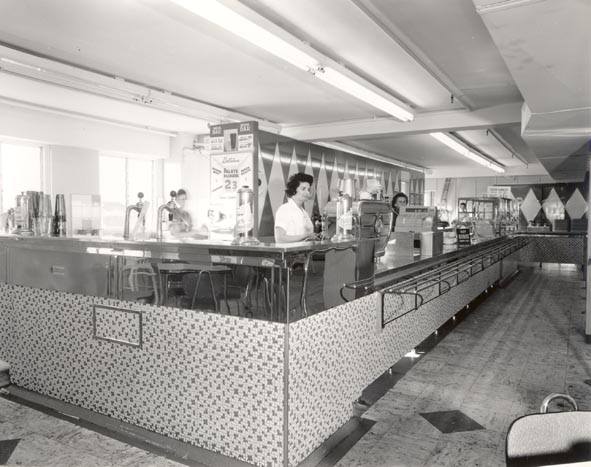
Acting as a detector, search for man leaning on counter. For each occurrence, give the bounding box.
[274,173,318,243]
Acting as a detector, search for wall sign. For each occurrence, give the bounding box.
[208,122,258,240]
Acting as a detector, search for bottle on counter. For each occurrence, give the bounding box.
[312,211,322,235]
[320,213,328,240]
[53,194,67,237]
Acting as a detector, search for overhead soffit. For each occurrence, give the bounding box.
[474,0,590,180]
[340,134,482,168]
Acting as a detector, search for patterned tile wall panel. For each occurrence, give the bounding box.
[288,264,501,465]
[510,183,587,230]
[257,131,424,237]
[517,236,585,265]
[0,285,285,466]
[93,305,142,347]
[0,283,16,364]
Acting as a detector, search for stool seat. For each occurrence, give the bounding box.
[507,411,591,466]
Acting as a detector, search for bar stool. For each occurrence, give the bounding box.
[119,260,160,304]
[156,262,204,307]
[189,265,232,312]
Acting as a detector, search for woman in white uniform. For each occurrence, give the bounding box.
[274,173,316,243]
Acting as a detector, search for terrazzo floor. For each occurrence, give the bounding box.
[0,394,186,466]
[336,264,591,467]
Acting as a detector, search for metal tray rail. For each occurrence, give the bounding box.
[380,237,528,328]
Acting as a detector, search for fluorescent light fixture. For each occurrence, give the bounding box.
[170,0,414,122]
[169,0,317,72]
[315,141,427,173]
[315,67,414,122]
[430,132,505,173]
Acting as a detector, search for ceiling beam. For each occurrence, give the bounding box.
[280,102,523,141]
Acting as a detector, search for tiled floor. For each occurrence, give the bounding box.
[337,264,591,467]
[0,395,183,466]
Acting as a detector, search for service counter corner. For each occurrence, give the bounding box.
[0,232,585,466]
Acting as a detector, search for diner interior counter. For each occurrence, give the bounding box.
[0,232,542,466]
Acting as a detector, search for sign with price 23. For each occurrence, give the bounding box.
[210,152,253,194]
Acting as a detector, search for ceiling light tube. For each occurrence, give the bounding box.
[170,0,317,71]
[430,132,505,173]
[315,141,427,173]
[315,67,414,122]
[170,0,414,122]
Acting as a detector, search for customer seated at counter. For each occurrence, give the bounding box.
[274,173,318,243]
[169,188,207,239]
[390,192,408,231]
[169,188,192,235]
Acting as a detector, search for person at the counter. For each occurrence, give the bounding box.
[274,173,318,243]
[168,189,208,239]
[390,192,408,231]
[169,189,193,236]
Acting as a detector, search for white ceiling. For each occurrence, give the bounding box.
[474,0,591,180]
[0,0,586,179]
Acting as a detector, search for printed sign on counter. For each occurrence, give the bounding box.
[456,227,471,247]
[208,121,258,240]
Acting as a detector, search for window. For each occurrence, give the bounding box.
[99,155,157,236]
[0,143,43,212]
[99,156,126,236]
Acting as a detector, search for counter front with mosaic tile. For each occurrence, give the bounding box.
[0,233,576,465]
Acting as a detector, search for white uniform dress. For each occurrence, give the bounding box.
[274,197,313,240]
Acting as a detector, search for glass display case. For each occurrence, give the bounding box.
[458,197,518,236]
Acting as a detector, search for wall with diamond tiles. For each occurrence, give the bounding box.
[257,131,424,237]
[0,283,286,466]
[287,262,502,465]
[426,177,587,231]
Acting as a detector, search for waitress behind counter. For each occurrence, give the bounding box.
[274,173,318,243]
[390,192,408,231]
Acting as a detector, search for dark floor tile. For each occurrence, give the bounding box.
[420,410,485,434]
[0,438,20,465]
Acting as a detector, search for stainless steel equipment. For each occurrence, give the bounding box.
[352,200,394,257]
[333,193,354,241]
[124,192,145,240]
[156,191,177,241]
[233,186,259,245]
[339,178,357,199]
[53,194,67,237]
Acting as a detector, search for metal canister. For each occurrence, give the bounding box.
[342,178,358,199]
[53,194,67,237]
[332,192,354,241]
[233,186,259,245]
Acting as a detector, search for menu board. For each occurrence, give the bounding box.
[209,121,256,155]
[208,122,258,240]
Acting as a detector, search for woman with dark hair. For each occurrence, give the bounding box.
[275,172,316,243]
[391,192,408,231]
